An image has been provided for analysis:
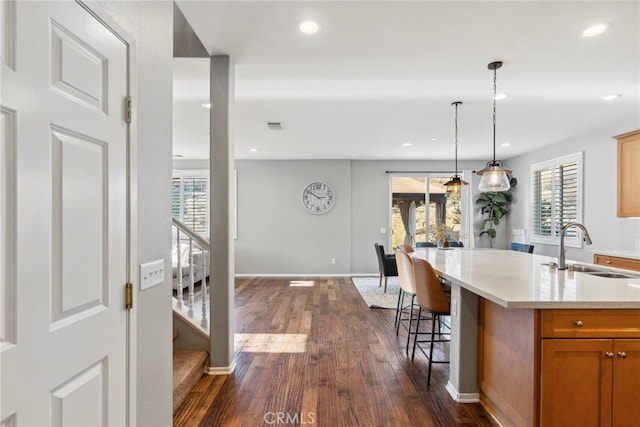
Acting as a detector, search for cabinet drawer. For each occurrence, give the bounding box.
[541,309,640,338]
[594,254,640,272]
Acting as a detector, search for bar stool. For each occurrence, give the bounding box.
[395,249,430,354]
[411,258,451,386]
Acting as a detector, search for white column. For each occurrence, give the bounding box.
[446,284,480,402]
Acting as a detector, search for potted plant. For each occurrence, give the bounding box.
[476,177,517,248]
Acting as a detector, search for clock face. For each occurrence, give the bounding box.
[302,181,334,214]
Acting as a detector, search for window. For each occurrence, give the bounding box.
[530,152,583,247]
[389,174,468,248]
[172,172,208,234]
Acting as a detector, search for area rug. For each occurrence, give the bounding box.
[351,276,400,309]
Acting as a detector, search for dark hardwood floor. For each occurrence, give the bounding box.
[173,277,497,427]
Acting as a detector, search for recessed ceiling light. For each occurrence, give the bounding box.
[431,138,437,141]
[402,142,413,147]
[250,148,259,152]
[581,24,608,38]
[601,94,621,101]
[202,103,211,109]
[501,142,511,147]
[493,93,507,101]
[299,20,320,34]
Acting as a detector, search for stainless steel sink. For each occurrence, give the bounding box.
[569,264,603,273]
[562,264,640,279]
[586,271,640,279]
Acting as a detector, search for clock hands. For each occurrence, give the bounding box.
[309,191,324,199]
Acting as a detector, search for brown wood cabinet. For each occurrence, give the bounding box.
[594,254,640,272]
[614,130,640,217]
[540,310,640,427]
[478,302,640,427]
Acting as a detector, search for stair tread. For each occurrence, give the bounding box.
[173,349,208,413]
[173,349,207,383]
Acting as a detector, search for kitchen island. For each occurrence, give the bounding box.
[413,248,640,427]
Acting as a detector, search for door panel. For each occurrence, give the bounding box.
[540,339,613,427]
[1,1,129,425]
[612,339,640,426]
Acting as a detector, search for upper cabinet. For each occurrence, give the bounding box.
[614,130,640,217]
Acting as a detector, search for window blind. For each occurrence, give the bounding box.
[172,175,208,234]
[530,153,582,246]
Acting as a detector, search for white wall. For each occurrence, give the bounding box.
[100,2,174,426]
[507,124,640,264]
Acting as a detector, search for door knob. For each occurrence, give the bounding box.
[605,352,615,358]
[618,352,627,359]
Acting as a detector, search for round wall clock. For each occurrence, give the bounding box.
[302,181,334,214]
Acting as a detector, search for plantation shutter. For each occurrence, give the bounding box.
[172,175,208,234]
[530,153,583,246]
[553,161,579,238]
[532,168,553,237]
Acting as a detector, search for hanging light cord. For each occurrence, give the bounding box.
[454,102,459,175]
[492,66,497,165]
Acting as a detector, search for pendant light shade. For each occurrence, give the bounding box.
[444,101,468,197]
[477,61,511,192]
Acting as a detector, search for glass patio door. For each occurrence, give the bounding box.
[390,175,463,249]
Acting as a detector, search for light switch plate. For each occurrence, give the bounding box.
[140,259,165,290]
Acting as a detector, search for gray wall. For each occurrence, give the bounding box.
[507,124,640,264]
[235,160,352,274]
[100,2,174,426]
[234,159,487,275]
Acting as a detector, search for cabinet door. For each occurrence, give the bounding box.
[615,130,640,217]
[612,340,640,426]
[541,339,613,427]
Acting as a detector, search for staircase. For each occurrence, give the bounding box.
[173,328,208,413]
[171,218,212,413]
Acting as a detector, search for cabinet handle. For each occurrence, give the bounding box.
[605,352,615,358]
[618,352,627,359]
[606,260,612,264]
[574,320,584,327]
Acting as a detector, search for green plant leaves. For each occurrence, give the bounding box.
[476,174,517,241]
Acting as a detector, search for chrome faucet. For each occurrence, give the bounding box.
[557,222,593,270]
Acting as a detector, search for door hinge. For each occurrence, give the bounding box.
[125,282,133,310]
[125,96,132,124]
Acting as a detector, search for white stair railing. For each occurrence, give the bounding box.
[172,218,210,332]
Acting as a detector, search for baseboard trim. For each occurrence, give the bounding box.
[205,360,236,375]
[234,273,361,278]
[446,381,480,403]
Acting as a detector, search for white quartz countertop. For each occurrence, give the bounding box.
[412,248,640,309]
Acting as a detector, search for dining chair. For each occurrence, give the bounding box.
[397,243,415,253]
[411,258,451,386]
[447,241,464,247]
[510,242,534,253]
[374,243,398,293]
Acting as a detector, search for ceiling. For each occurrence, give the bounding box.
[173,1,639,161]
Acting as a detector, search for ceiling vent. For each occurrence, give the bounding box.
[266,121,284,130]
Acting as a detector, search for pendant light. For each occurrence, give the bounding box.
[444,101,468,197]
[477,61,512,192]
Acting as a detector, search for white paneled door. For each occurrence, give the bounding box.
[1,1,131,425]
